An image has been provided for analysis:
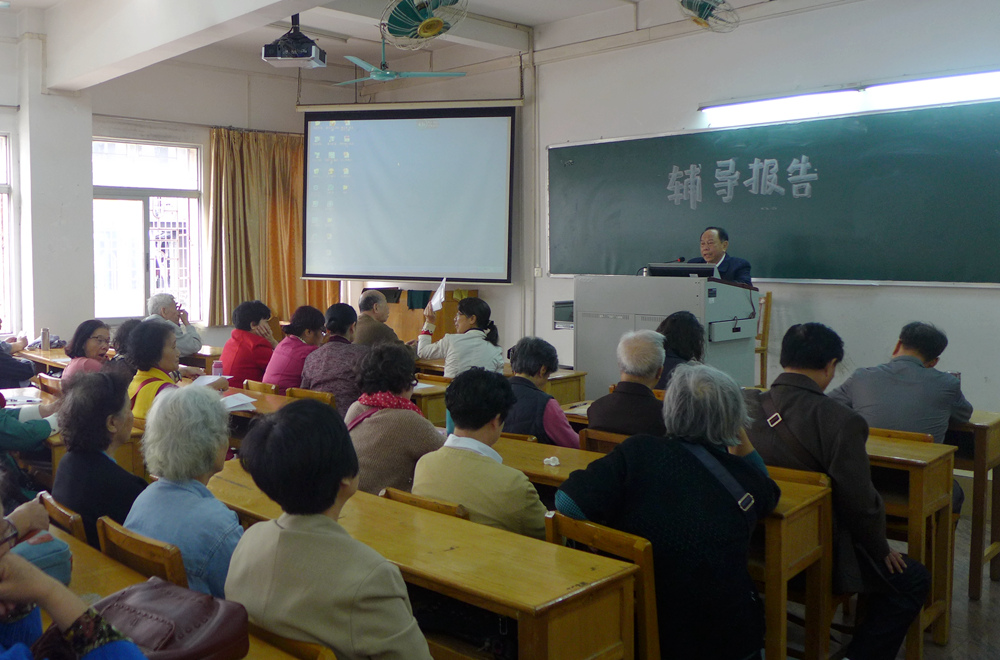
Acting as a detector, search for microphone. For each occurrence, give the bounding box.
[666,257,686,263]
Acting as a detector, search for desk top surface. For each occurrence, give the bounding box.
[208,461,635,616]
[493,437,603,483]
[867,436,957,466]
[952,410,1000,431]
[18,348,71,367]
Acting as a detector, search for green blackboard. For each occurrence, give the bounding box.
[548,100,1000,282]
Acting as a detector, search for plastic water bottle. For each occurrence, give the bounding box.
[40,327,50,351]
[212,360,223,377]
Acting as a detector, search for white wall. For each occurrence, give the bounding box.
[531,0,1000,409]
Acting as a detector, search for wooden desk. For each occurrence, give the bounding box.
[867,436,956,658]
[946,410,1000,600]
[411,379,447,426]
[18,348,71,371]
[493,437,604,487]
[178,345,223,371]
[48,527,298,658]
[209,463,639,660]
[561,400,592,427]
[415,359,588,406]
[222,386,295,418]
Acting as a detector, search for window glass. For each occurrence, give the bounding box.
[94,199,145,318]
[92,141,199,190]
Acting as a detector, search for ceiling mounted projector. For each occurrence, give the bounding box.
[262,14,326,68]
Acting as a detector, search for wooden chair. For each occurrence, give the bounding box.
[248,623,337,660]
[40,492,87,542]
[416,373,452,385]
[579,428,630,454]
[755,291,772,389]
[500,432,537,443]
[36,373,62,395]
[378,487,470,520]
[545,511,658,660]
[285,388,336,409]
[96,516,188,588]
[243,379,278,395]
[767,466,831,488]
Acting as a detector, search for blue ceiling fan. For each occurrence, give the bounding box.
[336,37,465,86]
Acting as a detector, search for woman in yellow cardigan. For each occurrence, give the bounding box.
[126,321,179,419]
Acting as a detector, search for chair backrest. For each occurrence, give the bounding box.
[500,432,537,443]
[285,388,336,409]
[243,379,278,395]
[545,511,658,660]
[379,487,470,520]
[579,428,630,454]
[248,623,337,660]
[96,517,188,588]
[37,373,62,395]
[40,492,87,542]
[766,466,831,487]
[869,427,934,443]
[417,374,452,385]
[756,291,773,344]
[609,384,665,401]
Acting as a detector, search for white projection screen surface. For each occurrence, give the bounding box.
[303,107,515,283]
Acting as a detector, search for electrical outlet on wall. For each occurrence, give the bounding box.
[533,267,542,277]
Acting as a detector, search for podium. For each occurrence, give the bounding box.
[573,275,758,400]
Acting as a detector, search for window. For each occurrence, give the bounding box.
[0,135,10,325]
[93,141,202,320]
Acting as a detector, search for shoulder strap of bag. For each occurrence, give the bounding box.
[677,441,758,536]
[759,391,826,473]
[346,407,380,431]
[130,377,165,407]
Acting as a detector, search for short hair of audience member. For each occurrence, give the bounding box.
[446,368,516,430]
[143,387,229,481]
[147,292,175,317]
[779,322,845,369]
[655,311,705,362]
[240,399,359,515]
[232,300,272,331]
[357,343,416,395]
[617,330,666,379]
[283,305,325,338]
[324,303,358,335]
[65,319,110,359]
[358,289,383,313]
[662,363,749,447]
[510,337,559,378]
[457,297,500,347]
[898,321,948,361]
[112,319,142,356]
[703,225,729,242]
[129,321,176,371]
[61,371,131,452]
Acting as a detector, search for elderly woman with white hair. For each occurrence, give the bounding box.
[124,386,242,598]
[557,363,781,660]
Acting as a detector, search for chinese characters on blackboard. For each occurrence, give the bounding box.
[667,155,818,209]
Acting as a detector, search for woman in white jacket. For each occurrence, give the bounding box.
[417,297,504,378]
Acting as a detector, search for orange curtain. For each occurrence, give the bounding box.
[208,128,338,325]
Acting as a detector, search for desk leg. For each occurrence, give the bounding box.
[803,497,832,660]
[764,518,788,660]
[931,502,953,645]
[969,450,988,599]
[990,463,1000,582]
[904,469,926,660]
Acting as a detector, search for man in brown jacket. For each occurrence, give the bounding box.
[745,323,929,660]
[355,290,415,357]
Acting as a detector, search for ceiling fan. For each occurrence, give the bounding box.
[336,37,466,86]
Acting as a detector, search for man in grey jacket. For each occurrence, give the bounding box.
[143,293,202,356]
[745,323,929,660]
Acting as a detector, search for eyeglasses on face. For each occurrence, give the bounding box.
[89,335,111,345]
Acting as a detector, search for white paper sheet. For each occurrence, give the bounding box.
[221,393,257,412]
[430,277,448,311]
[191,375,229,388]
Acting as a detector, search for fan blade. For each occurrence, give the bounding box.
[336,76,373,86]
[397,71,466,78]
[344,56,377,72]
[387,0,424,34]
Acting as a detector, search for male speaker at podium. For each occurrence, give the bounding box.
[688,226,752,285]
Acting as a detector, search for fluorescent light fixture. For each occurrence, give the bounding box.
[0,2,10,8]
[701,70,1000,128]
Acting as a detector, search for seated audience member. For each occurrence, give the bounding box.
[262,305,325,393]
[221,300,277,388]
[417,297,504,378]
[413,369,547,539]
[125,387,242,598]
[301,303,370,417]
[0,394,59,510]
[558,363,780,660]
[654,311,704,389]
[0,315,32,389]
[504,337,579,448]
[355,290,414,354]
[61,319,111,383]
[52,372,146,548]
[345,344,443,494]
[103,319,142,380]
[829,321,972,513]
[126,321,179,420]
[226,399,432,660]
[144,293,202,356]
[744,323,930,660]
[588,330,667,437]
[0,496,145,659]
